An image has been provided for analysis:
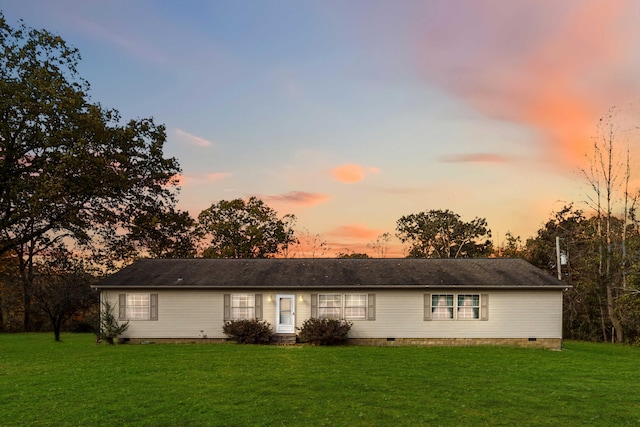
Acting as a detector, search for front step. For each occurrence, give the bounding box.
[272,333,297,345]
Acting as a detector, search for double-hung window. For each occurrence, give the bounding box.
[118,293,158,321]
[431,294,454,319]
[231,294,255,319]
[457,294,480,319]
[319,294,342,319]
[314,293,374,320]
[425,293,487,321]
[223,293,263,320]
[344,294,367,319]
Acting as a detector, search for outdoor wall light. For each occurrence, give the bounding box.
[299,295,304,302]
[268,295,273,302]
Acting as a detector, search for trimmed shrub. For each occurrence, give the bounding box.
[223,319,273,344]
[298,318,352,345]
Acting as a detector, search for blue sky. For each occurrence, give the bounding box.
[4,1,640,255]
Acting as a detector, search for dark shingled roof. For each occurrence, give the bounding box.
[95,258,567,290]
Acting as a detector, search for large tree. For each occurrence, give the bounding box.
[0,15,181,329]
[396,209,492,258]
[198,197,297,258]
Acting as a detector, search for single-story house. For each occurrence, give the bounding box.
[94,258,569,349]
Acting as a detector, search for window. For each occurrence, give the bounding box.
[345,294,367,319]
[319,294,342,319]
[425,293,487,321]
[457,294,479,320]
[127,294,150,319]
[315,293,372,320]
[431,294,454,319]
[223,294,263,321]
[231,294,255,319]
[118,293,158,321]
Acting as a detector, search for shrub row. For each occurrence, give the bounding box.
[222,318,352,345]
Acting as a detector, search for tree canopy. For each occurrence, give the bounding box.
[198,197,297,258]
[0,14,181,257]
[0,14,183,331]
[396,209,492,258]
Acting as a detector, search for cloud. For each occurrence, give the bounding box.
[68,15,169,63]
[206,172,230,181]
[175,129,213,148]
[328,224,380,240]
[438,153,511,164]
[411,1,638,169]
[263,191,330,207]
[331,163,380,183]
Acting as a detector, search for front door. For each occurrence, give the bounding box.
[276,294,295,333]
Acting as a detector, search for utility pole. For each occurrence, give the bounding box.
[555,236,562,280]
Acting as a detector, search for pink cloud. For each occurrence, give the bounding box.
[328,224,380,240]
[206,172,230,181]
[410,1,637,170]
[331,163,379,183]
[175,129,213,148]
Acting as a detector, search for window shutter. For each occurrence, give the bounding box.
[150,293,158,321]
[223,294,231,321]
[367,293,376,320]
[255,294,263,320]
[480,294,489,321]
[310,294,318,318]
[424,294,432,321]
[118,294,126,320]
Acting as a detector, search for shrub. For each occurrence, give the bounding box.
[96,300,129,345]
[298,318,352,345]
[223,319,273,344]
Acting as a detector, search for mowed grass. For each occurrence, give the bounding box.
[1,335,639,426]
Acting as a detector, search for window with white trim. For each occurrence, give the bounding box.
[319,294,342,319]
[457,294,479,319]
[119,293,158,321]
[127,294,150,319]
[345,294,367,319]
[431,294,454,319]
[319,294,368,320]
[425,293,486,321]
[231,294,255,319]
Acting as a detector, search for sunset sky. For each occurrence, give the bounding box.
[5,1,640,256]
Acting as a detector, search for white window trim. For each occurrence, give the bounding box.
[230,293,256,320]
[429,293,483,321]
[318,293,368,320]
[121,293,157,321]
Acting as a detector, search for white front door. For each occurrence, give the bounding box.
[276,294,295,333]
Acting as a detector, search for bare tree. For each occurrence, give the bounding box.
[367,233,391,258]
[581,108,639,342]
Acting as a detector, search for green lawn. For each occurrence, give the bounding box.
[1,334,639,426]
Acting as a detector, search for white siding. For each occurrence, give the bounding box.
[102,288,563,340]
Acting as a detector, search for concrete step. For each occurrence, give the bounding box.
[272,334,297,345]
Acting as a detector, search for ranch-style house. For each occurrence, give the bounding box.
[94,258,569,349]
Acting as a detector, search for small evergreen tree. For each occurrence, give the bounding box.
[97,300,129,345]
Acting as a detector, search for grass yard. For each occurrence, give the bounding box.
[1,334,639,426]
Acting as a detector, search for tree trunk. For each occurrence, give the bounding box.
[606,285,624,342]
[0,292,4,332]
[23,292,32,332]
